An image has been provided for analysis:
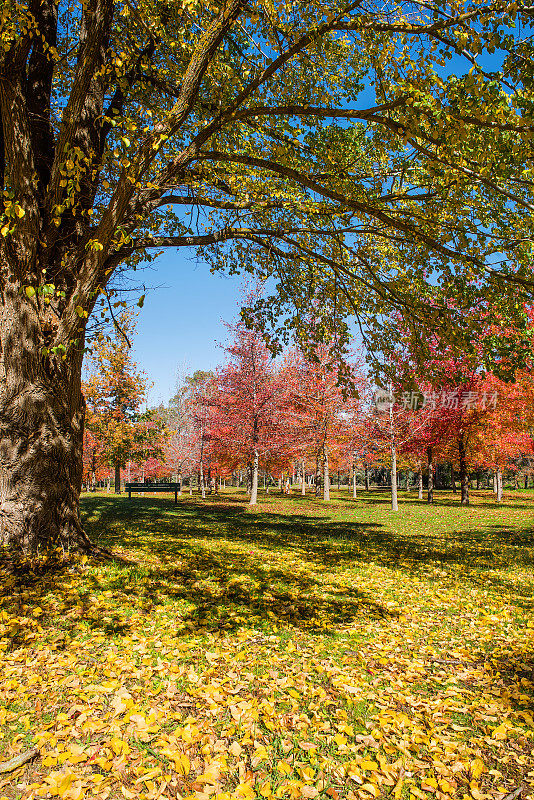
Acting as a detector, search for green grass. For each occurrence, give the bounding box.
[0,488,533,800]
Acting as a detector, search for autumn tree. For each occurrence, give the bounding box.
[160,370,213,491]
[2,0,534,552]
[282,347,354,501]
[83,314,164,492]
[210,324,286,505]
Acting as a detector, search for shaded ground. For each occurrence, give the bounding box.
[0,489,533,800]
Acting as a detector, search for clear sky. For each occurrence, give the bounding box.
[127,249,245,407]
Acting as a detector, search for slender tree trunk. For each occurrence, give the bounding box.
[390,443,398,511]
[493,472,498,493]
[365,466,370,490]
[315,455,321,497]
[323,446,330,501]
[249,448,259,505]
[0,295,94,554]
[418,462,423,500]
[389,392,398,511]
[451,463,457,493]
[496,467,503,502]
[427,447,434,504]
[114,462,121,493]
[301,460,306,496]
[200,465,205,499]
[352,459,357,499]
[458,434,469,505]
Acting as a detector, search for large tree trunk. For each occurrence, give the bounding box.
[458,434,469,505]
[0,292,92,555]
[427,447,434,504]
[249,448,259,505]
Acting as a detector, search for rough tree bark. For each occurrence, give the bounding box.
[418,463,423,500]
[0,291,92,554]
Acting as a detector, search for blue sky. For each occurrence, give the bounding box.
[127,249,244,406]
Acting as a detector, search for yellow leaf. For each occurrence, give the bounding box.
[334,733,347,746]
[57,773,74,797]
[110,738,125,756]
[134,768,161,784]
[229,741,242,757]
[470,759,485,780]
[260,782,272,797]
[360,760,378,771]
[492,723,507,740]
[174,753,190,776]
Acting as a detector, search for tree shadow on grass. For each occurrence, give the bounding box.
[81,496,395,633]
[3,494,533,651]
[83,494,534,609]
[0,496,395,650]
[96,493,534,585]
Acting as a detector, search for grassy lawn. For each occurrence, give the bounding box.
[1,489,533,800]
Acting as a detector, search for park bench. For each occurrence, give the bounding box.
[125,482,181,504]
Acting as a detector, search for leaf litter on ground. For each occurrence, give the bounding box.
[0,489,533,800]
